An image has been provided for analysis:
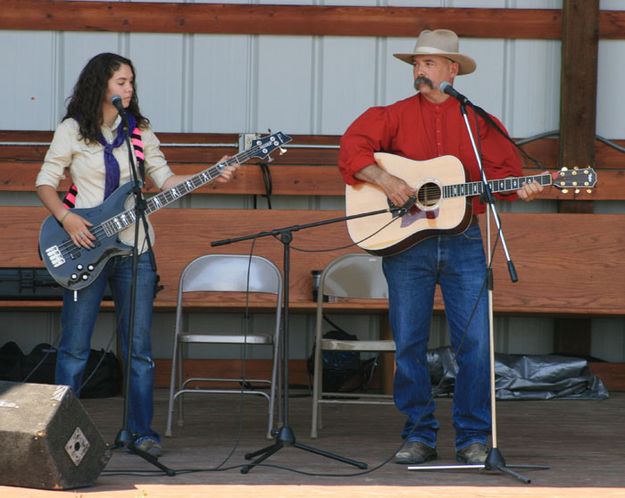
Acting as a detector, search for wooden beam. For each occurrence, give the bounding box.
[0,161,606,200]
[154,359,625,391]
[3,2,624,39]
[589,362,625,392]
[0,2,563,39]
[4,132,625,170]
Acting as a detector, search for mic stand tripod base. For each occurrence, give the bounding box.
[406,447,548,484]
[241,425,367,474]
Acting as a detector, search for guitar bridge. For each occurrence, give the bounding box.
[45,246,65,268]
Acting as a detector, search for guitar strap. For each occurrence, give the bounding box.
[62,127,145,209]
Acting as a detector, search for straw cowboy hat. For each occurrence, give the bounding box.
[393,29,476,75]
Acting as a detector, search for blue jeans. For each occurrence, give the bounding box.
[57,251,159,442]
[382,222,491,450]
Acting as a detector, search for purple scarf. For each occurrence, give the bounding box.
[98,113,137,199]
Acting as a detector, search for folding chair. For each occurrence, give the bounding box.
[166,254,282,439]
[310,253,395,438]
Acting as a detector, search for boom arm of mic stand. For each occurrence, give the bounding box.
[211,207,396,248]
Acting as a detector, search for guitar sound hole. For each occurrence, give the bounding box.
[417,182,441,208]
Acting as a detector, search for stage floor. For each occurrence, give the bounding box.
[2,388,624,497]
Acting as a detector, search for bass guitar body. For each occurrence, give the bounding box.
[39,182,136,291]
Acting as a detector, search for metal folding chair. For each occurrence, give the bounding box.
[310,253,395,438]
[166,254,282,439]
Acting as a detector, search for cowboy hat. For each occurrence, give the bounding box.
[393,29,476,75]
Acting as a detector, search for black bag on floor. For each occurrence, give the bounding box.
[0,342,122,398]
[81,349,123,398]
[0,341,24,381]
[307,318,378,393]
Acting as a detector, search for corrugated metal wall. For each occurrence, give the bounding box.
[1,0,623,363]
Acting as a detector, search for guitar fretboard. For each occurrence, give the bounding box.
[99,133,288,237]
[443,174,552,199]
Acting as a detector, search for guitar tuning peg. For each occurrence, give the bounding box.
[279,146,287,155]
[586,189,592,194]
[562,189,569,194]
[561,166,568,171]
[265,156,274,163]
[573,166,579,170]
[574,189,580,194]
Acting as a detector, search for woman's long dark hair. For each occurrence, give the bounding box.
[64,52,149,144]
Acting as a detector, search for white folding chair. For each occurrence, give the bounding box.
[310,253,395,438]
[166,254,282,439]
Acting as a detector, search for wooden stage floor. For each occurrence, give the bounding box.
[2,389,624,497]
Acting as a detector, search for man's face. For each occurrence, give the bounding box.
[412,55,459,96]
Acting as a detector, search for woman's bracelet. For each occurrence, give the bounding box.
[58,210,70,224]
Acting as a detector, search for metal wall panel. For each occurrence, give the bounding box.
[1,0,623,362]
[0,31,57,130]
[257,36,315,134]
[190,35,252,133]
[318,36,378,135]
[129,33,186,132]
[597,40,625,139]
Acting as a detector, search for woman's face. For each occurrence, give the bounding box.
[104,63,134,109]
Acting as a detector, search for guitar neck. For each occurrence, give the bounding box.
[145,155,240,215]
[445,173,552,199]
[100,144,264,238]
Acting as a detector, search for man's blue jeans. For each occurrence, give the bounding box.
[57,251,159,441]
[382,222,491,451]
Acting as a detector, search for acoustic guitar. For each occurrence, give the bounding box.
[345,153,597,256]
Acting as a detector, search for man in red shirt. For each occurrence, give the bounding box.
[338,29,542,465]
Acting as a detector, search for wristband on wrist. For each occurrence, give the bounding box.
[58,210,70,223]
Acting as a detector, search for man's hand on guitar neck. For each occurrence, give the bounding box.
[516,172,546,201]
[355,163,415,210]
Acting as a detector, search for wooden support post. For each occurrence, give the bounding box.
[554,0,599,356]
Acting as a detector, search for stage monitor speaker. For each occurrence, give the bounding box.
[0,381,111,490]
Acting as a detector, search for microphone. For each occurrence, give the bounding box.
[439,81,470,105]
[111,95,126,115]
[110,94,131,131]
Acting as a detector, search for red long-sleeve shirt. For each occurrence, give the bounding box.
[338,93,523,214]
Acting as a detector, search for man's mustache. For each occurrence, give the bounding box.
[414,76,434,91]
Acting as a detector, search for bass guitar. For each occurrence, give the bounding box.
[345,153,597,256]
[39,131,292,290]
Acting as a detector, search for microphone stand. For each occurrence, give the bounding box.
[110,110,175,476]
[212,205,412,474]
[408,94,548,483]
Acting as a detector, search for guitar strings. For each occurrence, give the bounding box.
[52,134,288,261]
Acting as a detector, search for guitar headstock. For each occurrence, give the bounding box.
[247,131,293,161]
[551,166,597,194]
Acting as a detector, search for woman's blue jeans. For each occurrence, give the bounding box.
[382,222,491,451]
[56,251,159,441]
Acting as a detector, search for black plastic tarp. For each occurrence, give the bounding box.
[427,346,609,400]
